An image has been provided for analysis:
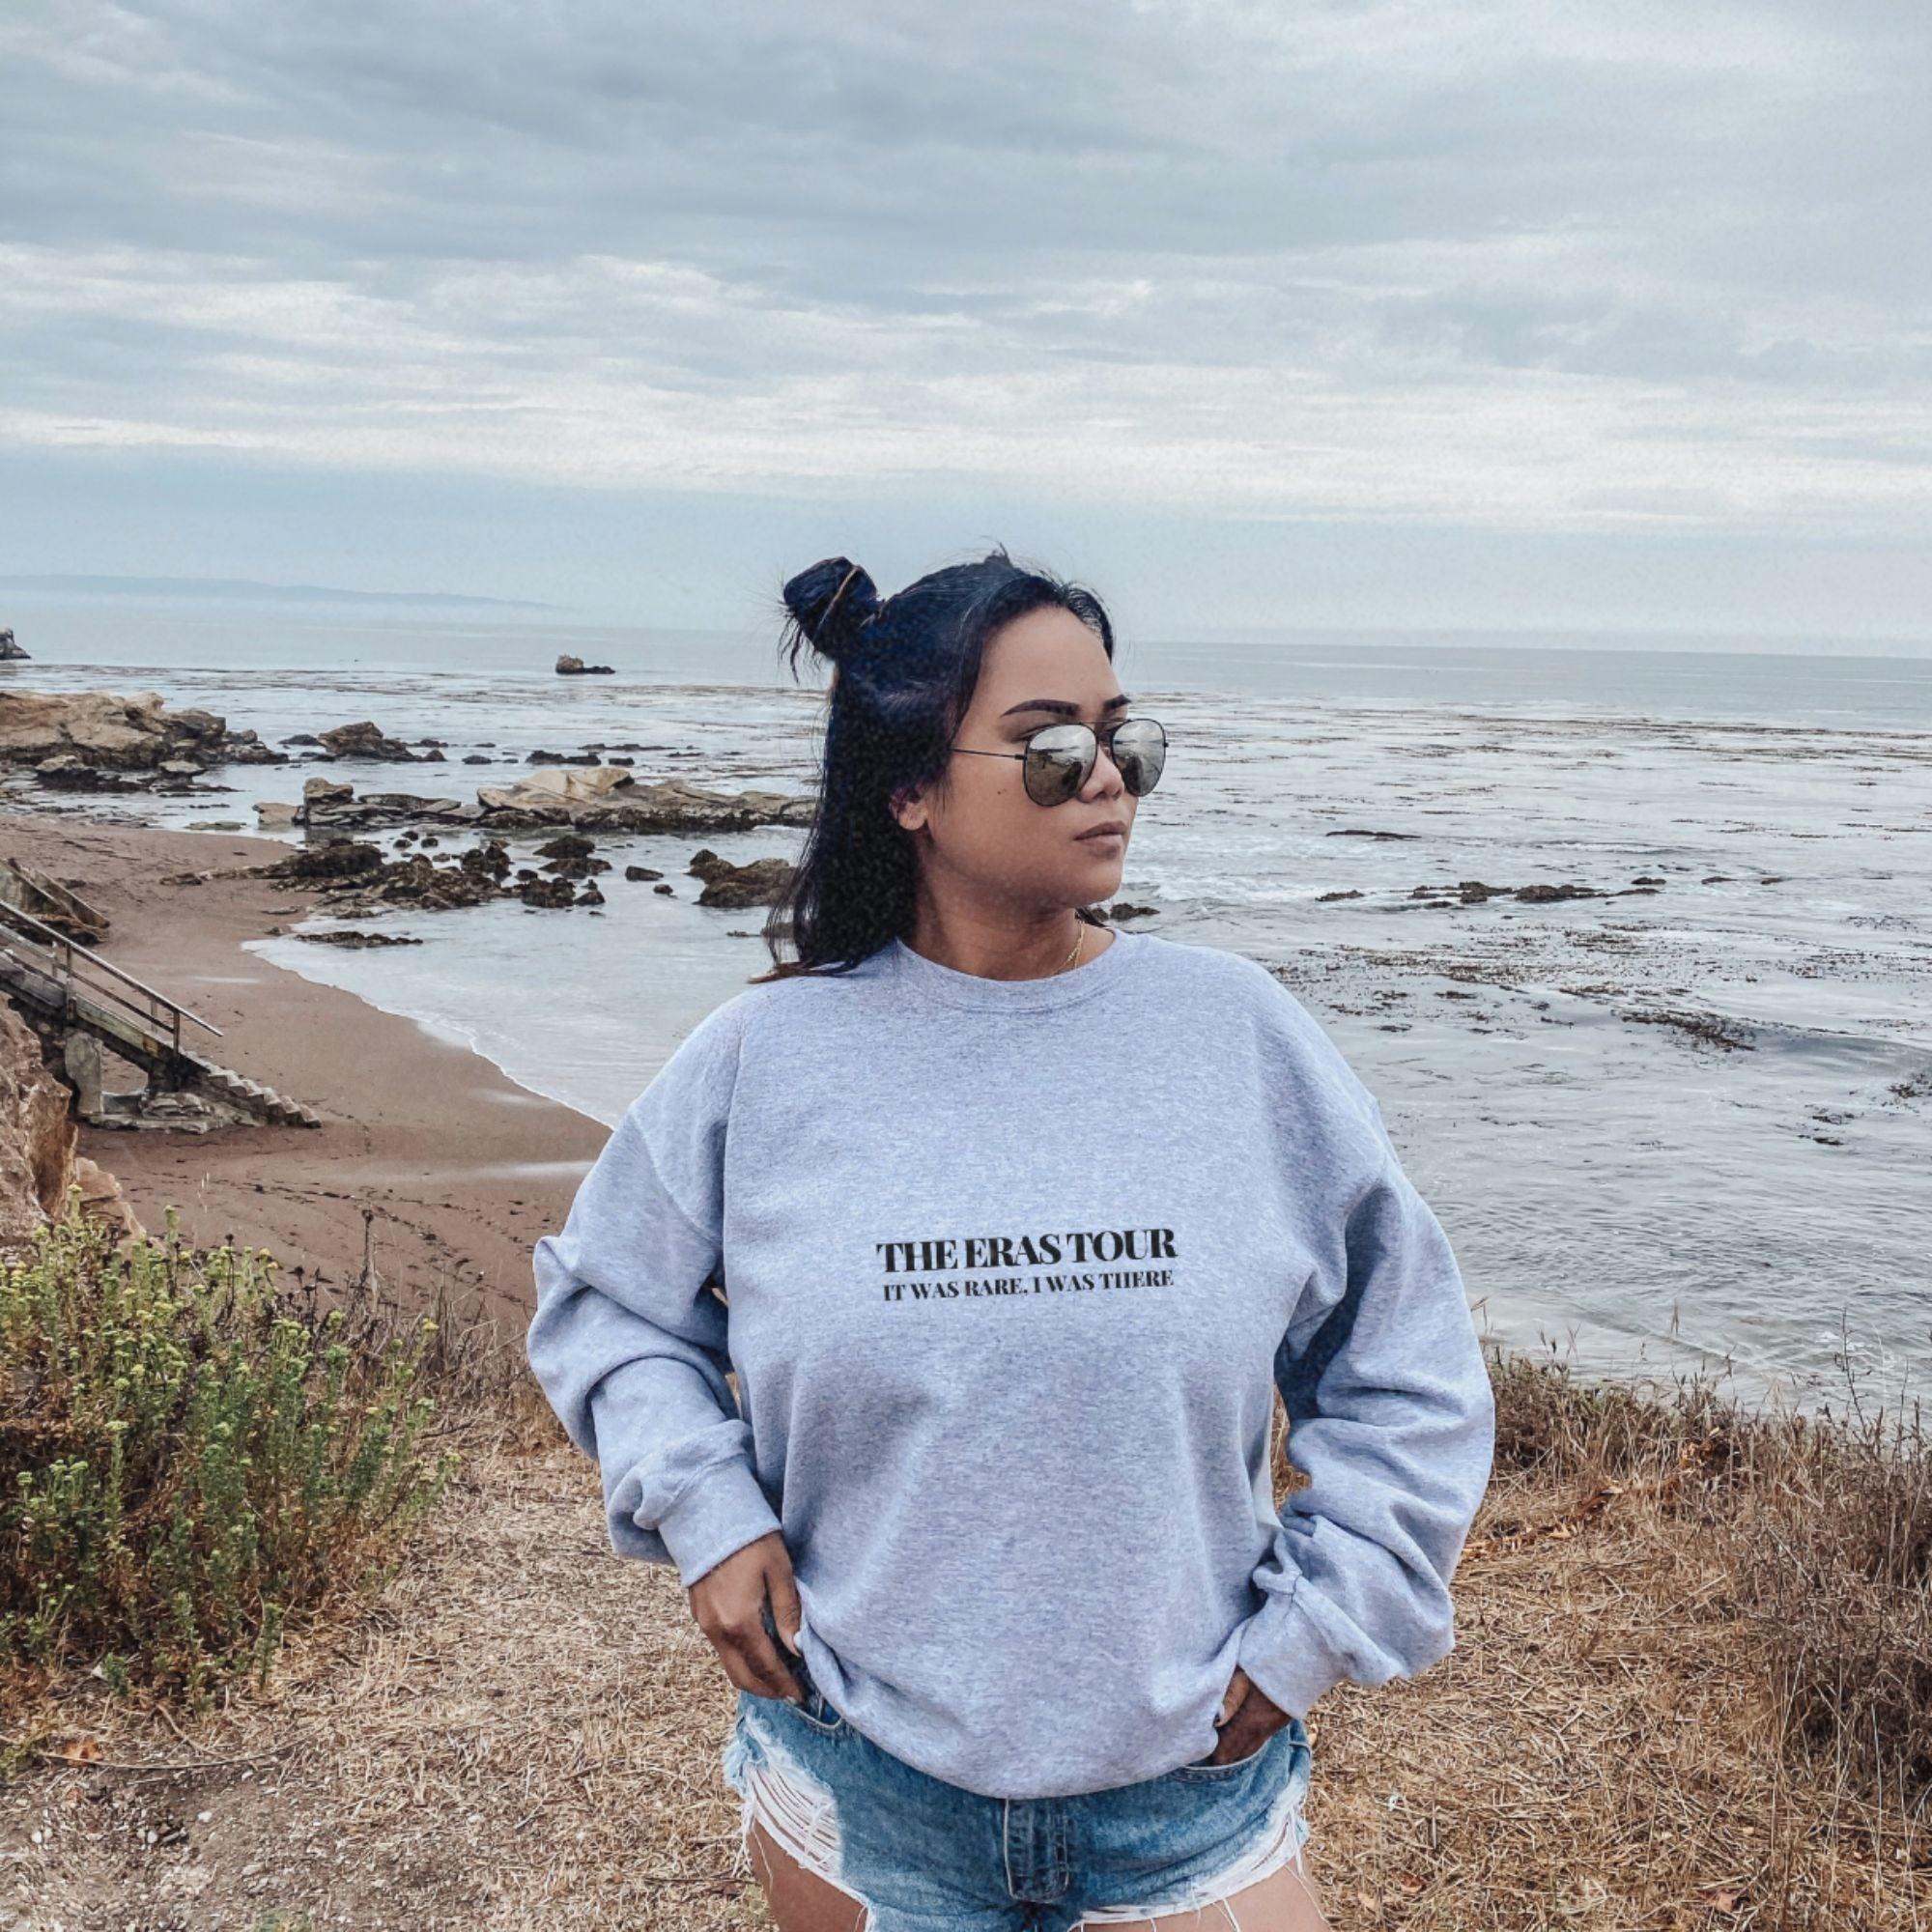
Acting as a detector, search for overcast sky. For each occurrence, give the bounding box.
[2,2,1928,642]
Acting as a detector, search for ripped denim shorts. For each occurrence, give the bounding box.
[720,1670,1315,1932]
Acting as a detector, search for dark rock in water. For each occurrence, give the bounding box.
[1515,882,1603,903]
[1107,901,1159,920]
[555,654,615,675]
[463,843,512,883]
[625,865,664,882]
[297,929,426,948]
[337,850,497,911]
[688,847,794,908]
[367,857,478,907]
[654,882,674,895]
[282,774,475,832]
[263,839,386,881]
[33,757,146,792]
[533,832,609,881]
[1406,879,1514,905]
[526,749,608,766]
[1317,889,1364,901]
[0,628,27,661]
[220,738,284,766]
[251,833,542,915]
[518,875,580,907]
[317,720,444,763]
[1326,827,1421,840]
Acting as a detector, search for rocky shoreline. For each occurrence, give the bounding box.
[0,687,820,910]
[0,804,610,1338]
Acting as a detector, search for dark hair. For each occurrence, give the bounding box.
[747,544,1118,983]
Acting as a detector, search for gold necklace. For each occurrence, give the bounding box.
[1060,920,1085,973]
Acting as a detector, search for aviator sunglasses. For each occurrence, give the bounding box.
[950,716,1169,809]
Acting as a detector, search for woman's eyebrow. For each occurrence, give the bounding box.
[998,693,1133,720]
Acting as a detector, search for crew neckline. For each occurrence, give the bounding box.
[887,923,1147,1012]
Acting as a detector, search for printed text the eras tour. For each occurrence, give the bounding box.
[874,1227,1179,1303]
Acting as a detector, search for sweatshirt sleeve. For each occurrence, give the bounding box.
[1235,1085,1495,1721]
[526,999,783,1590]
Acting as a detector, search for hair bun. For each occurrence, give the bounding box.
[782,556,880,667]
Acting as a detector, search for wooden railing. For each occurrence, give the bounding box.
[0,901,222,1058]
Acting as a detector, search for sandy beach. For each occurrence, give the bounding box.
[0,807,604,1348]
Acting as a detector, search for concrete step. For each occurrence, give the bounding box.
[174,1050,323,1129]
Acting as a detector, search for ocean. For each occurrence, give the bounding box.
[4,597,1928,1412]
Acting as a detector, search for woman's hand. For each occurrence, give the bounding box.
[1203,1666,1289,1765]
[690,1530,807,1703]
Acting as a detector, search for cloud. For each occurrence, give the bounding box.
[1,0,1927,551]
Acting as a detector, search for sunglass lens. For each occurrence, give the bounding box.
[1023,725,1094,806]
[1111,719,1167,797]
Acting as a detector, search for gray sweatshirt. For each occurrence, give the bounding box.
[526,925,1495,1800]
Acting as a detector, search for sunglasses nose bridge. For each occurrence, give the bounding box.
[1090,733,1130,796]
[1050,726,1124,806]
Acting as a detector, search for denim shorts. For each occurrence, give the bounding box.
[720,1675,1314,1932]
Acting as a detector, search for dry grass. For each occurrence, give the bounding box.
[1293,1349,1931,1929]
[2,1341,1927,1929]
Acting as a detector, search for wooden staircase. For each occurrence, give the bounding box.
[0,900,323,1129]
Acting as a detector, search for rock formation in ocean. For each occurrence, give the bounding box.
[0,689,280,781]
[261,766,813,835]
[313,720,446,762]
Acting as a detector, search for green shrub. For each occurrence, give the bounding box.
[0,1188,460,1710]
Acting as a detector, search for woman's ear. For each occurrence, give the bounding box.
[889,782,927,833]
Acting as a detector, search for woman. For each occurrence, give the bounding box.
[526,547,1495,1932]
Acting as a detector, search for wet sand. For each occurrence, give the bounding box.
[0,809,605,1346]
